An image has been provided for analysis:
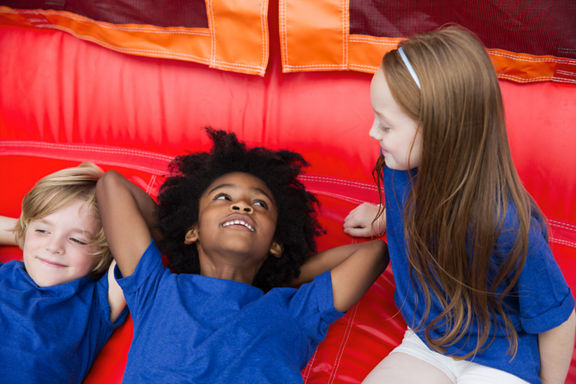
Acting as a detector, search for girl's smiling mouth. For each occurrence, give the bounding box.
[220,214,256,232]
[222,220,254,231]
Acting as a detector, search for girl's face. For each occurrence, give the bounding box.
[369,66,422,170]
[23,199,100,287]
[191,172,278,279]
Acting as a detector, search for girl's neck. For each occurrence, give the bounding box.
[198,257,262,285]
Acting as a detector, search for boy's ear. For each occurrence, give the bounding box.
[184,225,199,244]
[270,241,283,258]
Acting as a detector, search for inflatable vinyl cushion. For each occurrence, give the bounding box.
[0,25,575,383]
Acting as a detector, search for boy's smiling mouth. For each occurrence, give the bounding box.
[37,256,67,268]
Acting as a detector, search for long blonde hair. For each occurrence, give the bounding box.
[15,162,112,277]
[374,25,545,358]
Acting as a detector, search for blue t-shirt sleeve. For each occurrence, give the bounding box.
[288,271,344,345]
[115,240,167,318]
[517,220,575,333]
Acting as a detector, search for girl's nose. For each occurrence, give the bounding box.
[230,201,254,214]
[369,119,380,140]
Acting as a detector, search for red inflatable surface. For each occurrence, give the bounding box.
[0,20,575,384]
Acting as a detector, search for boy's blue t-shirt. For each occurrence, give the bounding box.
[116,241,344,384]
[384,166,575,384]
[0,260,128,384]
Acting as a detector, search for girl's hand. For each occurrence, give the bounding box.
[343,203,386,238]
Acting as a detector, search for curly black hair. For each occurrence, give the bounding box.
[156,128,323,291]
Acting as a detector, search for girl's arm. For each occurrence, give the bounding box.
[539,309,576,384]
[329,240,388,312]
[343,203,386,238]
[294,240,389,312]
[0,216,17,245]
[293,241,385,285]
[96,171,161,278]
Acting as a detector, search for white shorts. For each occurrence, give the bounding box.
[367,329,529,384]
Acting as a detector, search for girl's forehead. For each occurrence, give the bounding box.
[370,69,390,106]
[205,172,275,200]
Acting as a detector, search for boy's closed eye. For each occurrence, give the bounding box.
[69,237,89,246]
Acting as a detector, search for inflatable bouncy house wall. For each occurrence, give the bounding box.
[0,1,575,382]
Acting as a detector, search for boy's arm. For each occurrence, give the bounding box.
[96,171,160,277]
[539,309,576,384]
[0,216,18,245]
[107,261,127,322]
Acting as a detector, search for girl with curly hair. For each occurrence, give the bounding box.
[96,128,388,383]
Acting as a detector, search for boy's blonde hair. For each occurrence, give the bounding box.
[15,162,111,277]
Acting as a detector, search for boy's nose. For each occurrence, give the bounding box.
[230,202,253,214]
[46,237,65,255]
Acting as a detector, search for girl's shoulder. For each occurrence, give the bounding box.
[501,199,546,230]
[383,166,416,198]
[496,200,548,252]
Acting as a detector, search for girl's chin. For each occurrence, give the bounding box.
[384,158,399,169]
[384,160,410,171]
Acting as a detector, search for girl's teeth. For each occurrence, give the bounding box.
[223,220,254,231]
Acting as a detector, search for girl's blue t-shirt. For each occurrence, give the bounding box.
[116,241,344,384]
[0,260,128,384]
[383,166,574,384]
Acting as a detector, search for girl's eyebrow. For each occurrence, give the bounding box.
[374,111,392,126]
[208,183,274,202]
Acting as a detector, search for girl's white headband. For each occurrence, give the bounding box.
[397,46,421,89]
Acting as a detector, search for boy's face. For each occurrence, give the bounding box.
[23,199,100,287]
[191,172,278,278]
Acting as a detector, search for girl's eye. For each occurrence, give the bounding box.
[254,200,269,209]
[214,193,231,201]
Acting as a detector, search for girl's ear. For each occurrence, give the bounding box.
[184,225,199,244]
[269,241,283,258]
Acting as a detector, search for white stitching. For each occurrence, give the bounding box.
[328,303,359,383]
